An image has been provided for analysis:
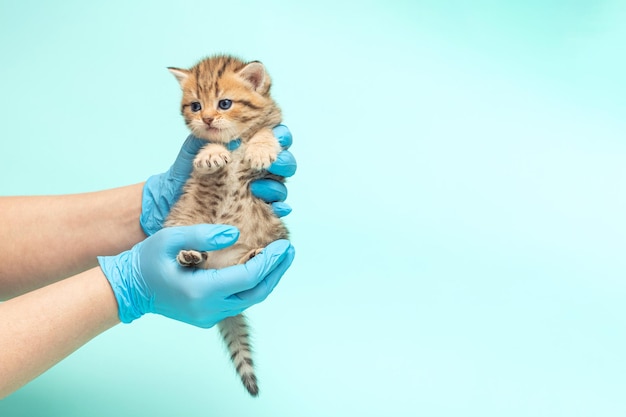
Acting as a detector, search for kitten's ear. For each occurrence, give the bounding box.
[168,67,190,87]
[238,61,269,92]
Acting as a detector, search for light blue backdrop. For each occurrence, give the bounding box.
[1,1,625,416]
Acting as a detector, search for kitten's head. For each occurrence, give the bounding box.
[168,55,280,143]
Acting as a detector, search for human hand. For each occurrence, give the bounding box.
[140,125,297,236]
[98,224,295,327]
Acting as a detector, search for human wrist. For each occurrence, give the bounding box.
[98,251,146,324]
[97,184,146,251]
[140,174,174,236]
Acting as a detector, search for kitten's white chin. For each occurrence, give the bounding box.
[193,127,235,143]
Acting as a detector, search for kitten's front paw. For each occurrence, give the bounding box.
[245,147,277,170]
[194,144,231,173]
[177,250,207,267]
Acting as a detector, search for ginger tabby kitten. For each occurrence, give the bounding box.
[165,55,289,396]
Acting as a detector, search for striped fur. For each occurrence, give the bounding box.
[164,55,288,396]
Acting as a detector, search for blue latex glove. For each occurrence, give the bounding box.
[140,125,297,236]
[98,224,295,327]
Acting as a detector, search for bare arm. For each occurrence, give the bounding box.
[0,266,120,398]
[0,128,296,398]
[0,227,295,399]
[0,184,146,300]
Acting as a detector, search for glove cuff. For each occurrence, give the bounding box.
[98,253,145,324]
[140,174,174,236]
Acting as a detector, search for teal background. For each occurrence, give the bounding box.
[1,0,625,416]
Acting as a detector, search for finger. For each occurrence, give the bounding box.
[170,134,207,179]
[272,124,293,149]
[250,179,287,203]
[225,138,242,151]
[207,240,292,295]
[271,202,292,218]
[224,126,290,153]
[164,224,239,256]
[234,243,295,304]
[267,150,297,177]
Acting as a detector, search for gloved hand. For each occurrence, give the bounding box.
[140,125,297,236]
[98,224,295,328]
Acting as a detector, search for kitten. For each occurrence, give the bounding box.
[164,55,289,396]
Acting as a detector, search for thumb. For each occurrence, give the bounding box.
[164,224,240,256]
[169,134,207,180]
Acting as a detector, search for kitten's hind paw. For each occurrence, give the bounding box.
[177,250,207,267]
[237,248,264,264]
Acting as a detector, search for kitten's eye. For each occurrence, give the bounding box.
[190,102,202,112]
[218,99,232,110]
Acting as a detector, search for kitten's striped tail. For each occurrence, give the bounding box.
[218,314,258,396]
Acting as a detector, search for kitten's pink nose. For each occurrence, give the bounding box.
[202,117,214,126]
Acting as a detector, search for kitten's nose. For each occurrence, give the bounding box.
[202,117,214,126]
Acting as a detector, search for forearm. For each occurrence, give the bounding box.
[0,267,120,398]
[0,184,146,299]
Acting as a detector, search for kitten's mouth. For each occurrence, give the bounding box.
[200,125,222,138]
[196,125,233,143]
